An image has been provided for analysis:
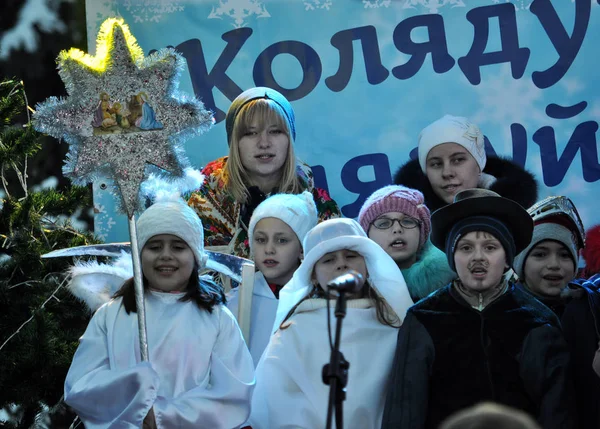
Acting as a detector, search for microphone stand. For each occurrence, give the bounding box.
[323,288,350,429]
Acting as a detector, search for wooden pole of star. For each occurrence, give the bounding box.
[128,215,150,362]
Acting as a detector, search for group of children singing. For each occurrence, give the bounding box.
[62,87,600,429]
[64,187,599,429]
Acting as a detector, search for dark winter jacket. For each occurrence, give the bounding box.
[381,282,577,429]
[519,280,600,429]
[400,240,456,302]
[393,156,538,212]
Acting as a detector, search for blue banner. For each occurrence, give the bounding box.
[85,0,600,242]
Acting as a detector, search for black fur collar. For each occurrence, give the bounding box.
[393,156,538,212]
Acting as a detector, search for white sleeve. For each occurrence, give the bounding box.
[250,327,323,429]
[64,304,159,429]
[226,288,240,321]
[152,306,255,429]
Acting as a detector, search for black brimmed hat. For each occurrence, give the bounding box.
[430,189,533,256]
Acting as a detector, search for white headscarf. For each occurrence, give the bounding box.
[272,218,414,333]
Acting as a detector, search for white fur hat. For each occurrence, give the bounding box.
[136,200,207,267]
[418,114,486,173]
[248,191,318,252]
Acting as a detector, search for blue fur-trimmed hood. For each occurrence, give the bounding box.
[401,240,456,302]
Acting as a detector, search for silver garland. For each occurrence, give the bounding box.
[33,20,213,215]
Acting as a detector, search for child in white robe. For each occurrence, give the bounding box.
[227,191,318,365]
[64,200,255,429]
[249,218,414,429]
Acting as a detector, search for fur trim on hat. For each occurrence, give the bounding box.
[140,167,204,202]
[394,155,538,213]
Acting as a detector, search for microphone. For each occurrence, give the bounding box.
[326,270,364,294]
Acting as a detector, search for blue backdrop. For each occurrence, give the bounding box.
[85,0,600,243]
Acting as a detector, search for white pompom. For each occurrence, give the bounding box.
[141,167,205,203]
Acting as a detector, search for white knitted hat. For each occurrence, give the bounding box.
[136,200,207,267]
[418,114,486,173]
[248,191,318,252]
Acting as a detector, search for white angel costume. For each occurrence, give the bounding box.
[227,271,278,366]
[249,218,414,429]
[63,200,255,429]
[64,291,255,429]
[227,190,318,366]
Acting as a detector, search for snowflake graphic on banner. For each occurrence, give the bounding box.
[208,0,270,28]
[402,0,466,13]
[123,0,185,23]
[304,0,333,11]
[491,0,531,11]
[91,0,118,25]
[493,0,598,10]
[470,64,544,153]
[93,203,117,241]
[363,0,391,8]
[89,0,185,26]
[471,64,544,127]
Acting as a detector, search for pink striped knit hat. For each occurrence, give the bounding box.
[358,185,431,252]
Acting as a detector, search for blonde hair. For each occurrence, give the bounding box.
[224,99,302,203]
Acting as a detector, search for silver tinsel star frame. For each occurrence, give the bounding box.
[33,18,214,367]
[33,17,213,216]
